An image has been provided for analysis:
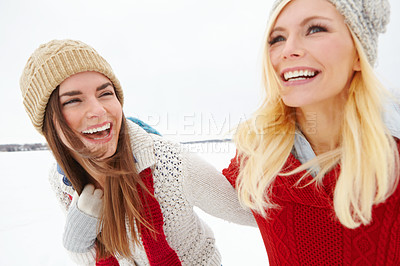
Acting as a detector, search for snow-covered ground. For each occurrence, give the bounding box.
[0,143,267,265]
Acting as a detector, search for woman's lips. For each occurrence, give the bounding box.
[81,122,113,143]
[280,67,321,86]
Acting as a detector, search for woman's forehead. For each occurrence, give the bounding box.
[273,0,339,25]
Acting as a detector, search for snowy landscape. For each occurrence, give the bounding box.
[0,142,268,266]
[1,0,399,265]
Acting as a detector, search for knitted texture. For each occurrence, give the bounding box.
[270,0,390,65]
[63,200,100,253]
[223,144,400,266]
[19,39,123,134]
[96,256,120,266]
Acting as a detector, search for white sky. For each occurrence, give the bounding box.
[1,0,399,144]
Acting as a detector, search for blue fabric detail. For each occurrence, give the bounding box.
[57,163,65,175]
[63,176,73,187]
[127,117,161,136]
[57,164,73,187]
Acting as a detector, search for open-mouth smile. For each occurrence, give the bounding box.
[282,69,320,82]
[81,122,112,141]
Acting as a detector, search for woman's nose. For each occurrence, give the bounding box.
[281,35,305,60]
[86,99,106,118]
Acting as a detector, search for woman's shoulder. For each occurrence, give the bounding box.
[126,118,187,172]
[126,118,179,148]
[150,135,189,174]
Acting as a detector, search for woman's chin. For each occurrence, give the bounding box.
[281,96,310,108]
[82,140,118,160]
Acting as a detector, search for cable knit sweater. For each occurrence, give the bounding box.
[223,141,400,266]
[49,120,255,265]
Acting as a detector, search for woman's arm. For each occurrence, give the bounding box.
[48,164,74,214]
[48,165,101,265]
[182,151,256,227]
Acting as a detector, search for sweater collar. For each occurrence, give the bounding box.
[126,119,156,173]
[273,153,337,209]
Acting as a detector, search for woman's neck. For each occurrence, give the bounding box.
[296,102,344,155]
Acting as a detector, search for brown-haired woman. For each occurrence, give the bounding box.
[20,39,255,265]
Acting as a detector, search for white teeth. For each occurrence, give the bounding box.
[82,123,110,134]
[283,70,317,81]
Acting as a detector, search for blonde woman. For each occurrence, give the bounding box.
[19,39,255,265]
[223,0,400,264]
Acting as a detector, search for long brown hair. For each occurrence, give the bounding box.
[43,87,154,259]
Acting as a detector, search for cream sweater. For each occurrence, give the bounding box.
[49,120,255,265]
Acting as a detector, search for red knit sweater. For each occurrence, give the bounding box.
[222,151,400,265]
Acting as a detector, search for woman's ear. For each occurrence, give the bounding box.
[353,56,361,71]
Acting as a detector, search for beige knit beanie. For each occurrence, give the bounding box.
[20,39,124,134]
[270,0,390,66]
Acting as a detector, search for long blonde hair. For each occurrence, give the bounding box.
[235,1,399,229]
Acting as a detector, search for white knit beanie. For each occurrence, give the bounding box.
[270,0,390,66]
[20,39,124,134]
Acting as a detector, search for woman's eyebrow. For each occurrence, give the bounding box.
[97,82,113,91]
[59,90,82,97]
[300,15,333,26]
[59,82,113,97]
[270,16,333,35]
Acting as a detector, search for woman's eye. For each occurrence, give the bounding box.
[308,25,327,35]
[269,35,285,46]
[100,91,114,97]
[62,98,80,106]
